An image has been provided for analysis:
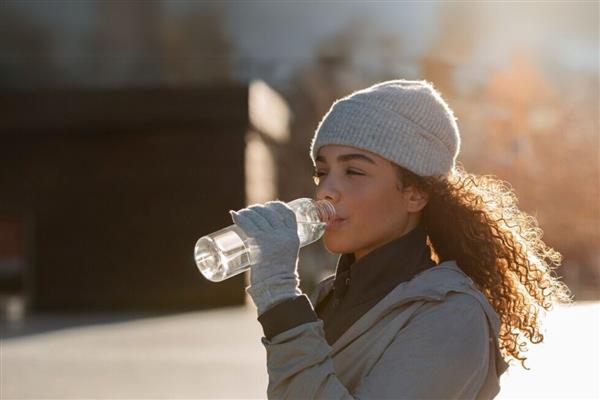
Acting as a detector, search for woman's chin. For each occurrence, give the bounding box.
[323,234,354,255]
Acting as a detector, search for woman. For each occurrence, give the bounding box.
[229,79,572,399]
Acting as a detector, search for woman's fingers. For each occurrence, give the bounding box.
[231,204,279,233]
[252,204,286,229]
[266,201,297,230]
[230,201,296,238]
[229,210,262,237]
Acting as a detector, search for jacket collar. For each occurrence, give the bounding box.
[311,260,467,312]
[312,260,498,331]
[330,225,435,306]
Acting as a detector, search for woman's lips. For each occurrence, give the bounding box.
[326,218,347,230]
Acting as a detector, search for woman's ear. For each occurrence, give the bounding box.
[403,186,429,213]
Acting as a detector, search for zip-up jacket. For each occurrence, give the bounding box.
[255,260,510,399]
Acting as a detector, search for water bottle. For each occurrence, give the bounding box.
[194,198,336,282]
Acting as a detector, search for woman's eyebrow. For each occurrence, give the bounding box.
[315,153,377,165]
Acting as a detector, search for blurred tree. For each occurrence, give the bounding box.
[421,2,487,97]
[159,7,234,84]
[0,1,234,88]
[92,2,233,85]
[419,2,599,297]
[478,49,599,299]
[92,0,163,85]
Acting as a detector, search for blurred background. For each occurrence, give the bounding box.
[1,1,598,399]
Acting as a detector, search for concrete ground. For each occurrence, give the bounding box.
[1,300,598,399]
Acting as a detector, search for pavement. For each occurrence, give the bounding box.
[1,299,598,400]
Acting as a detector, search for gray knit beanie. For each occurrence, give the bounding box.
[309,79,461,178]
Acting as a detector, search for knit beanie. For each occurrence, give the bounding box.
[309,79,461,178]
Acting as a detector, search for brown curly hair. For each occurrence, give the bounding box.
[393,162,573,370]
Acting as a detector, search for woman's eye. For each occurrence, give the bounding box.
[312,171,321,185]
[312,170,363,185]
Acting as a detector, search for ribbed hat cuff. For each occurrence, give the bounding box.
[310,99,454,177]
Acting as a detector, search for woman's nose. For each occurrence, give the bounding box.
[315,179,341,203]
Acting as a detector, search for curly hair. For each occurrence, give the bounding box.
[393,162,574,370]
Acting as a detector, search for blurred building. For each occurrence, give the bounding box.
[0,80,293,314]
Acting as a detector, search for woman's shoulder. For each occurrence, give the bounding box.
[383,259,477,303]
[415,291,488,325]
[384,260,502,335]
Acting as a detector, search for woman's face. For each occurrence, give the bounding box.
[314,145,426,261]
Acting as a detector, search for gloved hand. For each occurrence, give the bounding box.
[229,200,302,316]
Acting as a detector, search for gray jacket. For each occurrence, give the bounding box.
[259,260,510,399]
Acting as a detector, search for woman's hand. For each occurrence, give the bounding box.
[229,200,302,316]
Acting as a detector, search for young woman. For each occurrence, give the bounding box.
[230,79,572,399]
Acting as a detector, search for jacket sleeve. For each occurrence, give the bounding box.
[259,293,491,399]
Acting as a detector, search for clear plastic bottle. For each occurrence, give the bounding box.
[194,198,336,282]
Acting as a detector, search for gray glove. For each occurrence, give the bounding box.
[229,200,302,316]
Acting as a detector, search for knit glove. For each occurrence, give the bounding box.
[229,201,302,316]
